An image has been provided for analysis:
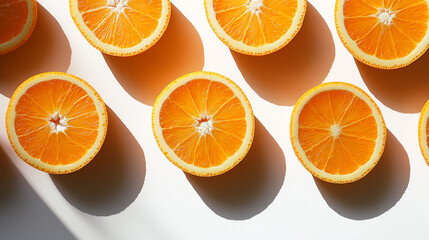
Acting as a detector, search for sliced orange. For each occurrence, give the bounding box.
[6,72,108,174]
[69,0,171,56]
[418,100,429,166]
[152,71,255,176]
[0,0,37,55]
[335,0,429,69]
[205,0,307,55]
[290,82,386,183]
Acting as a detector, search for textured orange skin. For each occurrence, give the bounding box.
[152,71,255,177]
[0,0,38,55]
[69,0,171,57]
[290,82,386,184]
[6,72,108,174]
[204,0,307,56]
[334,0,429,69]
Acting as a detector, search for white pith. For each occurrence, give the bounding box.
[205,0,307,55]
[249,0,263,14]
[107,0,127,11]
[330,124,342,139]
[6,72,108,174]
[152,71,255,176]
[0,0,37,54]
[377,8,395,25]
[195,117,214,136]
[69,0,170,56]
[48,112,68,133]
[335,0,429,69]
[291,82,386,183]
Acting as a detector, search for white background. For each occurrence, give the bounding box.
[1,0,429,239]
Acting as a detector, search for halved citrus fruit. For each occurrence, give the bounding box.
[152,71,255,176]
[69,0,171,56]
[0,0,37,55]
[418,99,429,166]
[335,0,429,69]
[290,82,386,183]
[205,0,307,55]
[6,72,108,174]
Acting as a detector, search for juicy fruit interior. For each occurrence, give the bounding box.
[343,0,428,59]
[160,79,247,168]
[298,90,378,175]
[213,0,298,46]
[77,0,162,48]
[0,0,28,44]
[14,80,100,165]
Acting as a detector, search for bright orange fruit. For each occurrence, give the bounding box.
[69,0,171,56]
[6,72,108,174]
[290,82,386,183]
[335,0,429,69]
[0,0,37,55]
[152,71,255,176]
[205,0,307,55]
[419,99,429,166]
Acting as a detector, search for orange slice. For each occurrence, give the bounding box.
[0,0,37,55]
[152,71,255,176]
[69,0,171,56]
[6,72,108,174]
[205,0,307,55]
[335,0,429,69]
[290,82,386,183]
[418,99,429,166]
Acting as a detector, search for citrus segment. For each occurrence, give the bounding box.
[0,0,37,55]
[70,0,170,56]
[152,71,254,176]
[291,82,386,183]
[205,0,306,55]
[336,0,429,68]
[6,72,108,174]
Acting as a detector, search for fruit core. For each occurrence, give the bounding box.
[48,112,67,133]
[107,0,128,11]
[330,124,342,139]
[196,116,213,135]
[377,9,395,25]
[248,0,264,14]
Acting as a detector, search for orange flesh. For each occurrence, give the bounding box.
[14,80,99,165]
[0,0,28,43]
[343,0,429,59]
[213,0,297,46]
[298,90,377,175]
[78,0,161,48]
[159,79,246,168]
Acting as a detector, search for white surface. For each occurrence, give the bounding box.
[1,0,429,239]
